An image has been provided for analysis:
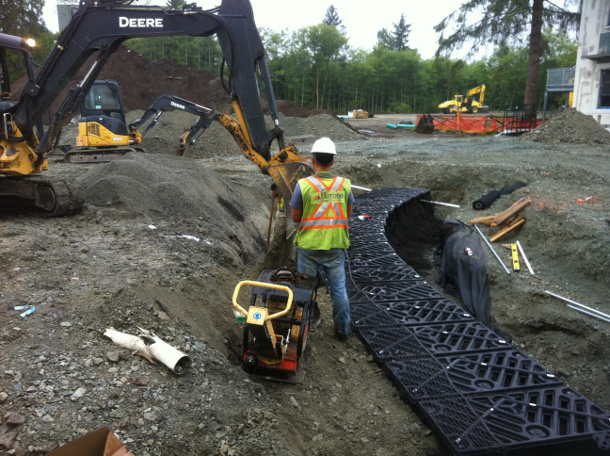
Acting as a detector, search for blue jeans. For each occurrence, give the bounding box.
[297,248,350,336]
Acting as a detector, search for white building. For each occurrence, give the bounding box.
[573,0,610,129]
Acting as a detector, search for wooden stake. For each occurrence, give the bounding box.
[489,216,525,242]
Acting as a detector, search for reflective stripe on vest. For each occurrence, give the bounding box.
[299,174,348,230]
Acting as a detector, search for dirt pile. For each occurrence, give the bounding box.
[16,45,336,124]
[521,108,610,145]
[57,108,363,159]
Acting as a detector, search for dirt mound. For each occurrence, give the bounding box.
[15,45,335,122]
[57,108,364,158]
[521,108,610,145]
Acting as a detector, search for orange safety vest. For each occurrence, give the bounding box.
[294,173,351,250]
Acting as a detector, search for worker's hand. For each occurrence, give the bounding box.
[0,91,11,98]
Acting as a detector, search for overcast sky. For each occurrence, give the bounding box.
[41,0,470,60]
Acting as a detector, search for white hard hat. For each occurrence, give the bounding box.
[311,137,336,155]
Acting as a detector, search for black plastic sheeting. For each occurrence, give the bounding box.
[434,219,491,325]
[347,187,610,456]
[472,181,527,210]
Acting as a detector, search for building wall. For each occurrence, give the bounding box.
[573,0,610,128]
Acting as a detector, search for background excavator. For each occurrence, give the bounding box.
[65,79,214,162]
[438,84,489,114]
[0,0,311,216]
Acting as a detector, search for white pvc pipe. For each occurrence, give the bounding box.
[104,328,191,374]
[474,224,511,274]
[545,291,610,324]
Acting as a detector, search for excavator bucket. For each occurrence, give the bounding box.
[265,145,313,203]
[415,114,435,134]
[267,161,313,204]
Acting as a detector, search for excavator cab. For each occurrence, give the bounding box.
[81,80,126,125]
[77,79,129,147]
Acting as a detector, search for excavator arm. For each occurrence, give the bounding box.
[1,0,311,214]
[127,94,214,154]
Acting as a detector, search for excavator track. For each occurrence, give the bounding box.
[0,176,84,216]
[63,146,145,164]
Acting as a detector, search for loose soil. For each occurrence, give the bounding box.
[1,49,610,456]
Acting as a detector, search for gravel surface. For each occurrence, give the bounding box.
[1,111,609,456]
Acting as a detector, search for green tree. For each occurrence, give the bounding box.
[376,29,393,49]
[434,0,580,109]
[376,14,411,51]
[323,5,345,33]
[1,0,47,37]
[392,14,411,51]
[165,0,185,9]
[297,24,347,109]
[1,0,55,83]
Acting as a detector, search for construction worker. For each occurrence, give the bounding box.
[289,137,354,341]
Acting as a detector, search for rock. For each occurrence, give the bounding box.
[70,387,87,402]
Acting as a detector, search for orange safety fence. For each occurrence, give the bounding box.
[418,115,543,134]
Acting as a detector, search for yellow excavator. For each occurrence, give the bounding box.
[64,79,214,162]
[0,0,312,215]
[439,85,489,114]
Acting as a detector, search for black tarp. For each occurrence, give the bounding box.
[472,180,527,210]
[434,219,491,325]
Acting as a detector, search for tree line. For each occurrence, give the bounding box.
[124,25,576,114]
[3,1,578,114]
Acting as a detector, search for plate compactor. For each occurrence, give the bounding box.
[232,269,319,382]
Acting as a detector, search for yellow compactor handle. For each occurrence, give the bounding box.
[232,280,294,321]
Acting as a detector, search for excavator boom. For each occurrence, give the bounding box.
[0,0,311,214]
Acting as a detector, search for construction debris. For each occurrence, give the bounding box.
[468,197,531,242]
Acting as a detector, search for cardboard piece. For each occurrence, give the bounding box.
[46,427,133,456]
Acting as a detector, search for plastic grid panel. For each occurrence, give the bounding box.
[463,386,610,451]
[409,321,512,356]
[384,356,457,399]
[347,244,398,260]
[357,187,430,202]
[348,229,388,246]
[436,350,564,397]
[357,280,445,304]
[354,324,415,358]
[348,298,390,323]
[349,238,391,251]
[347,263,422,283]
[384,356,472,402]
[352,308,398,328]
[351,203,390,216]
[415,395,506,454]
[349,187,610,454]
[349,221,385,235]
[346,283,389,322]
[385,299,475,326]
[348,251,410,271]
